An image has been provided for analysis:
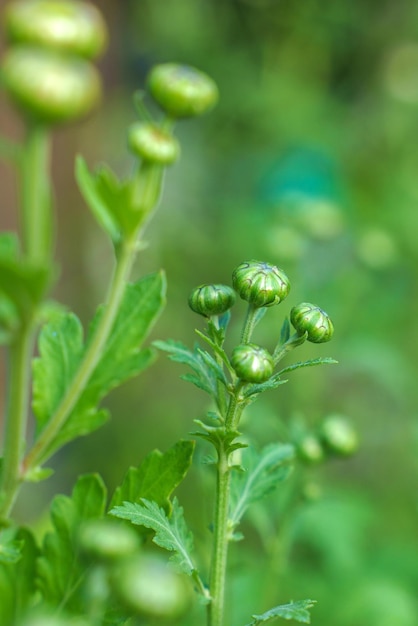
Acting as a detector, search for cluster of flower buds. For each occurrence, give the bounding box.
[188,260,334,385]
[2,0,108,123]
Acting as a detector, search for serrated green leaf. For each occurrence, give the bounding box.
[230,443,294,528]
[32,272,165,462]
[243,376,288,399]
[110,440,195,510]
[86,272,166,397]
[0,528,38,624]
[278,357,338,377]
[154,339,218,398]
[110,497,196,576]
[246,599,316,625]
[32,312,85,431]
[37,474,106,609]
[75,156,121,243]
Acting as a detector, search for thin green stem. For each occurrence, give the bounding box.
[208,387,244,626]
[0,321,35,518]
[20,124,52,266]
[240,303,258,344]
[23,236,137,473]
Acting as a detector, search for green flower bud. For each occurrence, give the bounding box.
[231,343,274,383]
[290,302,334,343]
[78,519,140,561]
[147,63,218,118]
[188,283,236,317]
[128,122,180,165]
[2,46,101,123]
[4,0,108,60]
[232,260,291,308]
[112,554,190,618]
[320,414,359,456]
[297,434,325,464]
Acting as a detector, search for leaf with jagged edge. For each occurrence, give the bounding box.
[37,474,106,610]
[32,272,165,464]
[110,497,196,577]
[0,528,38,625]
[277,357,338,377]
[110,440,195,512]
[230,443,295,529]
[245,600,317,625]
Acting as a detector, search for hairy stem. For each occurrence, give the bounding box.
[23,236,137,473]
[241,303,258,344]
[208,387,243,626]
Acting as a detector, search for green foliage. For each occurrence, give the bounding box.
[31,271,165,462]
[230,443,294,530]
[37,474,107,610]
[111,497,197,577]
[245,600,316,625]
[110,439,195,511]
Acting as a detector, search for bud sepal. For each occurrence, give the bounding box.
[290,302,334,343]
[189,284,236,318]
[232,260,291,308]
[231,343,274,384]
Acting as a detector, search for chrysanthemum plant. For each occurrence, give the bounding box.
[0,2,352,625]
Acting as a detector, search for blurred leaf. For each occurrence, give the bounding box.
[110,440,195,510]
[0,530,23,564]
[0,528,38,624]
[37,474,106,610]
[230,443,294,529]
[32,272,165,462]
[110,497,196,576]
[245,599,316,625]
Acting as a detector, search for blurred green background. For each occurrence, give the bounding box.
[1,0,418,624]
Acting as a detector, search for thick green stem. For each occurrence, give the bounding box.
[0,322,35,518]
[20,124,52,266]
[23,236,137,473]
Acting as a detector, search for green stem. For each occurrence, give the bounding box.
[208,388,243,626]
[23,236,137,473]
[0,322,35,518]
[241,303,258,344]
[20,124,52,265]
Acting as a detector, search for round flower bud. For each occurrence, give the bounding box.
[4,0,108,60]
[297,434,325,464]
[188,284,236,317]
[290,302,334,343]
[2,46,101,123]
[112,554,190,618]
[231,343,274,383]
[232,260,290,308]
[320,415,359,456]
[128,122,180,165]
[147,63,218,118]
[78,519,140,561]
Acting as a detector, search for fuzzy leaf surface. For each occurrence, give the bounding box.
[110,440,195,510]
[245,599,316,625]
[110,497,196,576]
[278,357,338,377]
[230,443,294,528]
[37,474,107,610]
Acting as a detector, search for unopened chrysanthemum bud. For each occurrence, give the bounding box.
[4,0,108,59]
[188,284,236,317]
[147,63,218,118]
[290,302,334,343]
[2,46,101,123]
[78,519,140,561]
[320,414,358,456]
[128,122,180,165]
[297,434,325,464]
[232,260,290,308]
[112,554,190,618]
[231,343,274,383]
